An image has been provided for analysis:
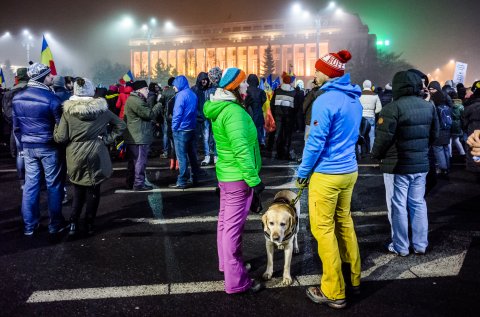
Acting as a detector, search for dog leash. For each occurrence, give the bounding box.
[290,187,304,207]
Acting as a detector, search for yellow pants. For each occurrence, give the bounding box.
[308,172,361,300]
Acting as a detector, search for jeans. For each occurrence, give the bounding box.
[383,173,429,255]
[449,137,465,156]
[432,145,450,171]
[366,117,375,152]
[22,147,65,233]
[217,180,254,293]
[173,130,201,186]
[70,184,101,225]
[202,120,216,156]
[14,134,25,181]
[308,172,361,300]
[126,144,150,188]
[256,125,265,146]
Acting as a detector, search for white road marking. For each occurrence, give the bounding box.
[26,234,469,303]
[116,211,388,225]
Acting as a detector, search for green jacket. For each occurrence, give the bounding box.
[123,92,161,145]
[371,71,439,174]
[54,97,126,186]
[203,98,261,187]
[450,99,464,136]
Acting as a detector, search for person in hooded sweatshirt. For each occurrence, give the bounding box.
[169,75,201,189]
[54,78,126,236]
[116,85,133,120]
[296,50,361,309]
[191,72,213,165]
[244,74,267,147]
[203,67,264,295]
[372,71,439,257]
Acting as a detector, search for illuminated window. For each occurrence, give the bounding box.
[206,48,216,70]
[216,48,226,69]
[227,47,236,68]
[187,49,196,77]
[168,50,177,71]
[238,46,247,71]
[177,50,186,75]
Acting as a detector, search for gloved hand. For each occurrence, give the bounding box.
[296,177,309,189]
[252,182,265,195]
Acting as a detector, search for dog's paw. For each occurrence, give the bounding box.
[278,245,285,250]
[282,276,293,286]
[293,246,300,254]
[262,272,272,280]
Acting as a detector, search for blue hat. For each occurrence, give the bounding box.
[219,68,246,91]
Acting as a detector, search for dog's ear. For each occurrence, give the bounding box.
[262,213,268,232]
[287,214,295,232]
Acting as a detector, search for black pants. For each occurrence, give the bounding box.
[274,115,294,159]
[70,184,101,224]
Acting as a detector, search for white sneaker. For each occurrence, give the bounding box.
[201,155,211,166]
[214,156,218,164]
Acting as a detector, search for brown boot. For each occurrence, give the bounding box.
[169,159,175,170]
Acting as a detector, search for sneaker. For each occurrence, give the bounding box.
[414,249,426,255]
[68,222,78,236]
[387,243,409,257]
[306,286,346,309]
[49,222,69,234]
[168,183,191,189]
[160,153,168,159]
[24,223,40,236]
[201,155,211,166]
[248,280,264,294]
[213,156,218,164]
[133,185,153,191]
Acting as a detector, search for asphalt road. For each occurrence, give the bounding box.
[0,138,479,317]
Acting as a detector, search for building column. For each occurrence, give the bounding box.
[279,44,283,74]
[257,45,260,75]
[304,43,307,77]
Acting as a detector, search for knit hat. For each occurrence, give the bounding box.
[472,80,480,93]
[315,50,352,78]
[281,72,292,84]
[16,68,29,82]
[132,80,148,91]
[219,68,246,91]
[385,83,392,90]
[53,76,65,88]
[208,67,223,85]
[428,81,442,92]
[27,63,51,82]
[363,80,372,90]
[108,85,118,92]
[74,78,95,97]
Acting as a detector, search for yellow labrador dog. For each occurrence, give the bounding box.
[261,190,300,286]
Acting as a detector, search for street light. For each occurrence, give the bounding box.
[22,29,34,63]
[292,2,341,59]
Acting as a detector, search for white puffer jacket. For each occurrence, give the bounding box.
[359,90,382,118]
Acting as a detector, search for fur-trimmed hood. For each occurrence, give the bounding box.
[63,96,108,121]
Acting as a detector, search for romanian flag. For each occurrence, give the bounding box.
[0,68,5,86]
[41,35,57,75]
[123,70,134,82]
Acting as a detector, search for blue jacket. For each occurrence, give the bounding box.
[12,86,62,148]
[298,74,362,178]
[172,76,198,131]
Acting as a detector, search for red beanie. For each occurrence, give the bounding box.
[315,50,352,78]
[281,72,292,84]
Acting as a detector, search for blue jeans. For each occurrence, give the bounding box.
[432,145,450,170]
[201,120,216,156]
[366,117,375,152]
[173,130,201,186]
[384,173,428,254]
[22,147,65,233]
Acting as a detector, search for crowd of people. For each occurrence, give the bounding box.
[1,50,480,308]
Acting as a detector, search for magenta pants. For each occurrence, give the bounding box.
[217,180,254,294]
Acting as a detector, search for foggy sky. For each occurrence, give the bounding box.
[1,0,478,84]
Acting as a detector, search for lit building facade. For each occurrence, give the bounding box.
[129,14,376,81]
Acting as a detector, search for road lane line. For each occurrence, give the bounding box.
[115,211,388,225]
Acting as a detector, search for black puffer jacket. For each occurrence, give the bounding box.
[462,93,480,172]
[371,71,439,174]
[245,74,267,128]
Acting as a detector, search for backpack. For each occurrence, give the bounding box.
[436,104,452,130]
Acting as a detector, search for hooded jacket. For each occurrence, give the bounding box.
[12,86,62,148]
[371,71,439,174]
[123,92,162,145]
[462,91,480,172]
[172,76,198,131]
[359,90,382,118]
[54,97,126,186]
[116,86,133,119]
[191,72,210,122]
[2,79,28,126]
[270,83,296,117]
[245,74,267,127]
[204,89,261,187]
[298,74,362,178]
